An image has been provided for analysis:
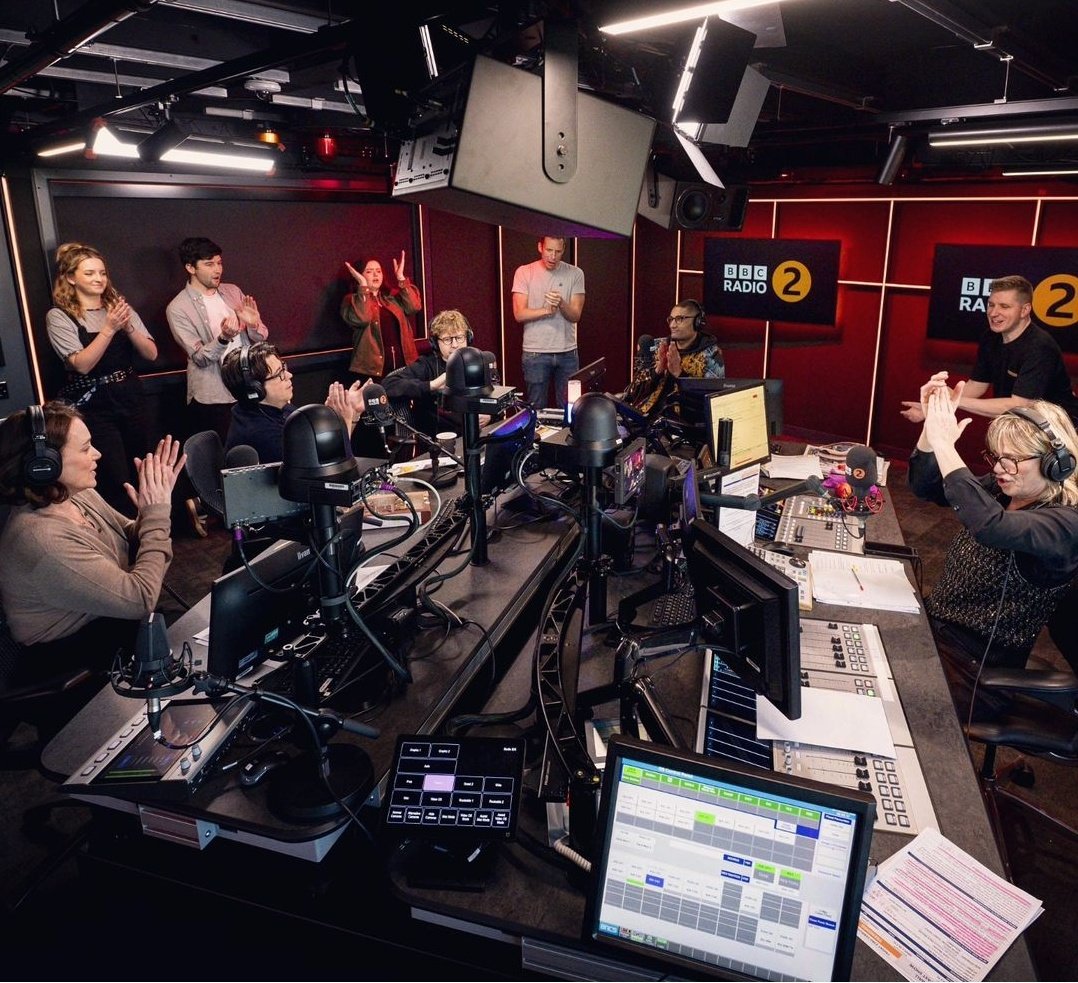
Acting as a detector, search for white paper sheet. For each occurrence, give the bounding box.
[756,685,897,757]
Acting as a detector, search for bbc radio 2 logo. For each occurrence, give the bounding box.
[960,274,1078,329]
[724,261,814,303]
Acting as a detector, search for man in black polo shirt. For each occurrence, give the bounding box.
[902,274,1078,426]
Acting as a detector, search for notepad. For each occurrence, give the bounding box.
[809,551,920,613]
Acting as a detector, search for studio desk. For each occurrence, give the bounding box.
[38,468,1035,980]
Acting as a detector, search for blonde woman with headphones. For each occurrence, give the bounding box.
[910,379,1078,723]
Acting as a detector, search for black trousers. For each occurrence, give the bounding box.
[80,377,148,517]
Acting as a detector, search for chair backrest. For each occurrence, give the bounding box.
[183,430,227,520]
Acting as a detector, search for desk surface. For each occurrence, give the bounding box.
[42,463,1035,980]
[386,475,1037,981]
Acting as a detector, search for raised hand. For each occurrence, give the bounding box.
[125,436,186,511]
[235,294,260,328]
[923,381,970,452]
[901,370,953,423]
[345,261,368,291]
[392,251,407,282]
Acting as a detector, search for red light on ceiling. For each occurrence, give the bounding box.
[316,133,338,159]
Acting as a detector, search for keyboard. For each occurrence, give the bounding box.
[649,584,696,627]
[264,628,368,704]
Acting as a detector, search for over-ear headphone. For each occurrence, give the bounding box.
[238,345,265,402]
[1005,406,1076,481]
[679,299,706,331]
[23,404,63,486]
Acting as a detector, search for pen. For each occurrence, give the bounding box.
[851,565,865,591]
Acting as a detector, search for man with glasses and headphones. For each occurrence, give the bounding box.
[626,299,725,416]
[220,342,365,463]
[909,376,1078,723]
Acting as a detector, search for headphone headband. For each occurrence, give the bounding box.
[1004,405,1076,482]
[238,344,265,401]
[23,404,64,486]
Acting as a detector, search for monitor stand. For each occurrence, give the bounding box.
[403,840,499,892]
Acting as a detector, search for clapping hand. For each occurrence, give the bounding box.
[923,380,969,452]
[125,436,186,511]
[901,370,952,423]
[219,313,240,340]
[666,344,682,378]
[236,294,261,328]
[326,380,366,432]
[105,297,133,334]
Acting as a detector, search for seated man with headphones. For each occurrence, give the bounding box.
[221,342,365,463]
[909,378,1078,723]
[0,402,185,683]
[382,309,478,447]
[624,299,724,417]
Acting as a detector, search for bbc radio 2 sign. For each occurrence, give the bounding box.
[927,245,1078,352]
[704,239,840,324]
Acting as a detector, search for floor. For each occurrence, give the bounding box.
[2,481,1076,978]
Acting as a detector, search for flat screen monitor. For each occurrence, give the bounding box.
[682,517,801,720]
[480,404,537,496]
[610,436,646,506]
[566,357,606,423]
[583,735,875,982]
[705,381,771,473]
[207,539,318,680]
[722,378,785,437]
[676,377,729,430]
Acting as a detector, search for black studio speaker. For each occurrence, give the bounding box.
[673,182,749,232]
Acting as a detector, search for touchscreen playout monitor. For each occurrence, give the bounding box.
[583,734,875,982]
[682,517,801,721]
[706,381,771,473]
[480,404,537,496]
[722,378,785,437]
[207,539,318,681]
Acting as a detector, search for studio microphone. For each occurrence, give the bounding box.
[822,444,884,515]
[110,613,192,739]
[481,351,500,386]
[224,443,259,469]
[359,382,396,429]
[634,334,656,372]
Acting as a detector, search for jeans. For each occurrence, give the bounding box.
[521,349,579,409]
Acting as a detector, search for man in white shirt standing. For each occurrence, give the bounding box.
[166,236,269,442]
[511,235,586,409]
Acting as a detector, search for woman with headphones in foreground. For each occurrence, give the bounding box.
[0,402,185,682]
[909,378,1078,723]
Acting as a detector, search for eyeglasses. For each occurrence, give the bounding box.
[982,450,1039,474]
[666,314,693,324]
[265,361,290,382]
[438,335,469,347]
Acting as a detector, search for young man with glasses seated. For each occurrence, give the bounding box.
[382,309,478,445]
[909,381,1078,722]
[220,342,364,463]
[625,300,724,417]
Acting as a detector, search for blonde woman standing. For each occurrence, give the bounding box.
[46,242,157,513]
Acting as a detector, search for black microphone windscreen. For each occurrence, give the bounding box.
[845,445,878,495]
[637,334,654,354]
[225,444,260,468]
[361,382,395,425]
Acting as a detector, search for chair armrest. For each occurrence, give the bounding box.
[978,668,1078,714]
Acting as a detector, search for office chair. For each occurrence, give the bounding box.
[0,611,97,768]
[965,667,1078,786]
[183,432,260,524]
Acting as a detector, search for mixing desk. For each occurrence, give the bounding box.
[773,495,865,554]
[695,619,937,835]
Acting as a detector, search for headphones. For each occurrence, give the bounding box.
[238,345,265,402]
[678,299,706,331]
[1005,406,1076,482]
[23,404,63,486]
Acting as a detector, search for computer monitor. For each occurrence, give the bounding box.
[566,357,606,423]
[480,404,537,496]
[676,377,729,432]
[583,734,875,982]
[721,378,785,437]
[682,517,801,720]
[207,539,319,680]
[680,460,700,527]
[705,381,772,472]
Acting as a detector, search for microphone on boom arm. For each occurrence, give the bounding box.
[821,444,884,516]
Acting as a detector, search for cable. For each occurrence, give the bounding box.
[966,550,1015,736]
[553,834,592,873]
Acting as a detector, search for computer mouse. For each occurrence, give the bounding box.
[239,749,290,787]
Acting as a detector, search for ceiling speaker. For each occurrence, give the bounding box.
[674,182,748,231]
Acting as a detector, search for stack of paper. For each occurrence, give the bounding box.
[809,551,920,613]
[858,827,1043,981]
[761,454,824,480]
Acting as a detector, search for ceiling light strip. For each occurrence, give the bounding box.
[601,0,798,35]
